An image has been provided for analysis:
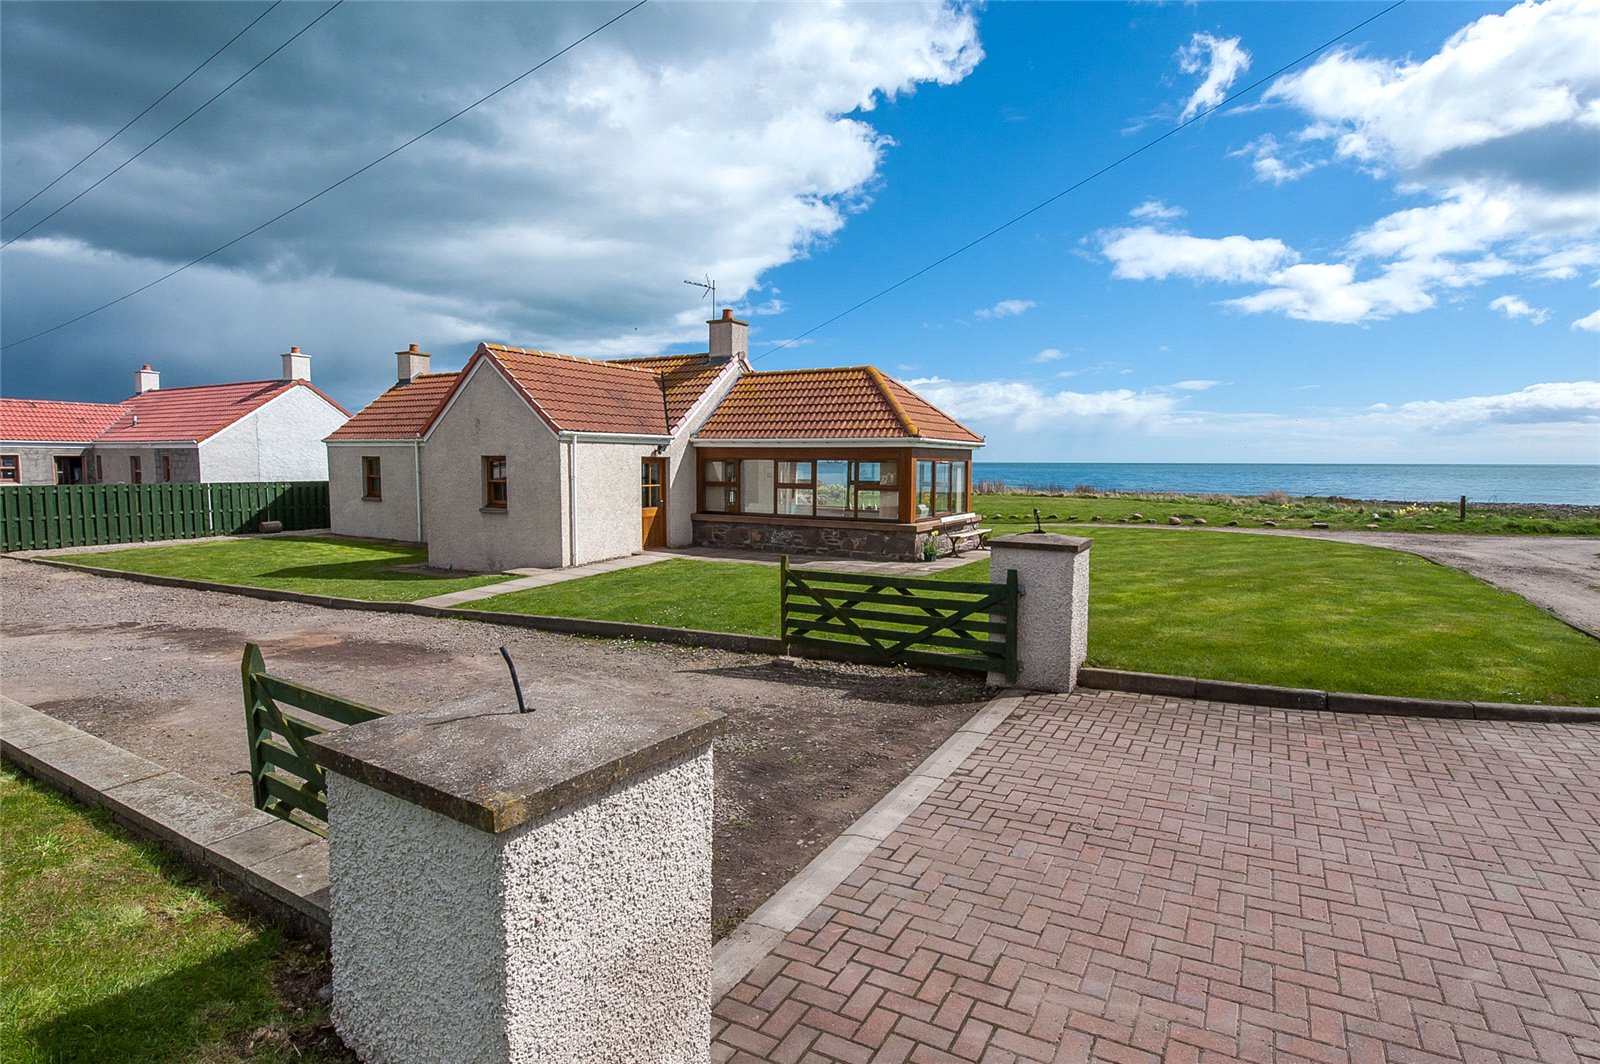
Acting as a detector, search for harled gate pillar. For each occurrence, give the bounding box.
[307,702,726,1064]
[987,532,1091,692]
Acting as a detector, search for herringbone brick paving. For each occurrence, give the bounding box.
[711,690,1600,1063]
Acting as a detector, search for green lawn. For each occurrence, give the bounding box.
[0,768,349,1063]
[49,536,512,602]
[469,529,1600,706]
[973,491,1599,536]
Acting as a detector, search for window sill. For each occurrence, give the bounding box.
[481,506,508,515]
[362,496,383,503]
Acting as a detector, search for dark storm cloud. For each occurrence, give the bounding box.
[0,1,984,407]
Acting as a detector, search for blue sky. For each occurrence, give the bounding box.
[3,1,1596,463]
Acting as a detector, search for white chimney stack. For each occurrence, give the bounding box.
[282,346,312,382]
[135,364,160,393]
[707,308,748,365]
[396,343,432,384]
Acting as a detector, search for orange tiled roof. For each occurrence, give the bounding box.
[326,373,460,440]
[484,345,677,435]
[96,380,347,443]
[0,398,127,442]
[693,367,983,443]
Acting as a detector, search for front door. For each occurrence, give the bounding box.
[640,458,667,549]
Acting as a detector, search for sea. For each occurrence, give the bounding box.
[970,463,1600,506]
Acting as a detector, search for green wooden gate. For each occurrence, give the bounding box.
[780,557,1019,681]
[241,643,387,836]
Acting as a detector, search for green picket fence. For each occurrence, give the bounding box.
[0,481,329,552]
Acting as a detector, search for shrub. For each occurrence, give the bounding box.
[1259,489,1290,505]
[1073,484,1096,495]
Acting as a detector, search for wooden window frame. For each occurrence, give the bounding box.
[696,447,967,526]
[129,455,142,484]
[914,456,972,519]
[161,454,173,483]
[362,456,383,501]
[483,455,507,510]
[94,455,103,483]
[0,454,18,483]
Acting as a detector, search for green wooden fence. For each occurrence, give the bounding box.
[780,556,1019,681]
[241,643,387,837]
[0,480,329,552]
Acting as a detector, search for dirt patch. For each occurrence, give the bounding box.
[0,559,989,934]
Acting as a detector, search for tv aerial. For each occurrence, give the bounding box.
[683,274,716,313]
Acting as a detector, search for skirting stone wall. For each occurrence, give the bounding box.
[693,516,978,561]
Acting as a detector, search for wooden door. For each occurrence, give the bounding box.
[640,458,667,549]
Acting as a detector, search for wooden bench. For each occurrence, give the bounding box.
[949,527,991,555]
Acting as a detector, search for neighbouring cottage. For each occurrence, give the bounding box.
[0,349,349,486]
[326,311,983,569]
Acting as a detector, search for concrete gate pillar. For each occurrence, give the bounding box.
[306,701,726,1064]
[988,532,1092,692]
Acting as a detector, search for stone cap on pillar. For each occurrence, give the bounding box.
[989,532,1092,553]
[306,703,727,834]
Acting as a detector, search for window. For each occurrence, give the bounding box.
[699,456,906,521]
[54,456,84,485]
[640,459,663,508]
[915,459,969,518]
[161,455,173,483]
[740,459,775,514]
[94,455,103,483]
[483,456,507,509]
[129,456,142,484]
[0,455,17,483]
[702,460,737,513]
[362,456,382,500]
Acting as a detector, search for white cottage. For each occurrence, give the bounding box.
[327,313,984,569]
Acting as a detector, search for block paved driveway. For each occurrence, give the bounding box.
[712,690,1600,1063]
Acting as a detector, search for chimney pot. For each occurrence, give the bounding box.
[722,308,734,320]
[409,343,420,352]
[291,346,301,353]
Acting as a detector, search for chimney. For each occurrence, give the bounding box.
[282,346,312,382]
[707,308,748,365]
[396,342,432,384]
[135,364,160,393]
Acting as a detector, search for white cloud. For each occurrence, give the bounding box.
[1177,33,1251,122]
[975,298,1037,319]
[1231,135,1319,184]
[909,372,1600,462]
[1170,380,1219,391]
[1031,348,1064,363]
[1362,381,1600,431]
[1103,1,1600,328]
[1130,200,1185,221]
[1573,309,1600,332]
[1490,294,1551,323]
[1100,226,1297,284]
[909,378,1183,430]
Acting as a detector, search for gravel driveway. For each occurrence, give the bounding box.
[0,558,988,935]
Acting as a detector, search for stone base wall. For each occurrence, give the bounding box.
[694,517,978,561]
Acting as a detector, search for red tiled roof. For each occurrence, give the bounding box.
[96,380,346,443]
[0,399,126,442]
[484,345,676,435]
[326,373,460,440]
[693,367,983,443]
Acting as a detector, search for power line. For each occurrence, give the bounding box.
[1,1,282,225]
[2,0,650,352]
[1,0,343,249]
[752,0,1407,362]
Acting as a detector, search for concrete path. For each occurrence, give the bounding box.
[410,551,670,607]
[712,689,1600,1063]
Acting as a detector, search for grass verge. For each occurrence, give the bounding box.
[468,530,1600,705]
[0,767,350,1063]
[45,536,512,602]
[973,491,1599,535]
